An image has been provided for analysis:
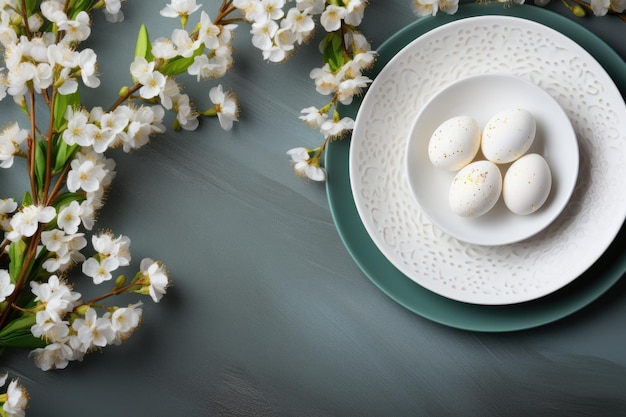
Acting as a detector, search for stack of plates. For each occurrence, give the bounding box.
[326,4,626,331]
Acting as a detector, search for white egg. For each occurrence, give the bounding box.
[449,160,502,217]
[481,108,536,164]
[503,153,552,215]
[428,115,481,171]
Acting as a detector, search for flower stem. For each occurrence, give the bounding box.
[109,83,142,112]
[82,282,140,306]
[215,1,237,24]
[42,89,58,203]
[27,90,38,204]
[19,0,31,38]
[0,229,42,330]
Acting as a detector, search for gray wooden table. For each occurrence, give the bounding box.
[3,0,626,415]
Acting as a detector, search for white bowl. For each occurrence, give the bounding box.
[405,73,579,246]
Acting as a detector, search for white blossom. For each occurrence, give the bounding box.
[590,0,619,14]
[282,8,315,43]
[411,0,439,16]
[160,0,202,18]
[82,256,120,284]
[3,379,28,417]
[115,105,165,151]
[63,107,98,146]
[173,93,199,131]
[30,319,70,342]
[310,64,339,96]
[139,258,169,303]
[72,307,115,350]
[110,302,143,343]
[251,19,278,50]
[0,269,14,303]
[66,158,107,193]
[320,5,347,32]
[6,205,56,241]
[151,38,178,60]
[103,0,125,22]
[286,147,326,181]
[233,0,263,21]
[411,0,458,16]
[299,107,327,129]
[263,28,297,62]
[171,28,202,58]
[259,0,286,22]
[209,85,238,131]
[0,10,18,47]
[30,275,81,323]
[57,202,82,234]
[198,11,221,49]
[47,43,79,68]
[336,75,371,105]
[138,69,166,99]
[30,342,74,371]
[129,56,154,81]
[320,116,354,138]
[344,0,366,25]
[40,0,68,25]
[296,0,325,14]
[58,11,91,43]
[158,78,181,110]
[0,122,28,168]
[188,54,229,80]
[78,48,100,88]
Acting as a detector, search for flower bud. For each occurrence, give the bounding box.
[11,14,22,26]
[118,86,129,98]
[115,275,127,288]
[572,5,586,16]
[74,304,90,316]
[137,286,151,296]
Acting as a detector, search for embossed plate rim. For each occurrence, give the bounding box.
[347,14,626,305]
[326,4,626,330]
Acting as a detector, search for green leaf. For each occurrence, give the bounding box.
[53,90,80,131]
[322,31,346,72]
[159,46,204,76]
[53,192,85,210]
[68,0,94,18]
[53,135,79,174]
[0,329,46,349]
[22,191,32,207]
[8,240,26,284]
[34,138,47,191]
[134,24,153,61]
[24,0,37,15]
[0,314,35,337]
[0,315,45,349]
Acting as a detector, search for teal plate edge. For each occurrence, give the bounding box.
[325,3,626,332]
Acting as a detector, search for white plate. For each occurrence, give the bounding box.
[349,16,626,305]
[405,73,579,246]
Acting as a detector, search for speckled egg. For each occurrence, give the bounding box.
[481,108,536,164]
[449,160,502,217]
[428,115,481,171]
[503,153,552,215]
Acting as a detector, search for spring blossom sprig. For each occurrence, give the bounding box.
[0,373,27,417]
[226,0,375,181]
[0,0,245,412]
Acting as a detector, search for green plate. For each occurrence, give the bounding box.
[325,3,626,332]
